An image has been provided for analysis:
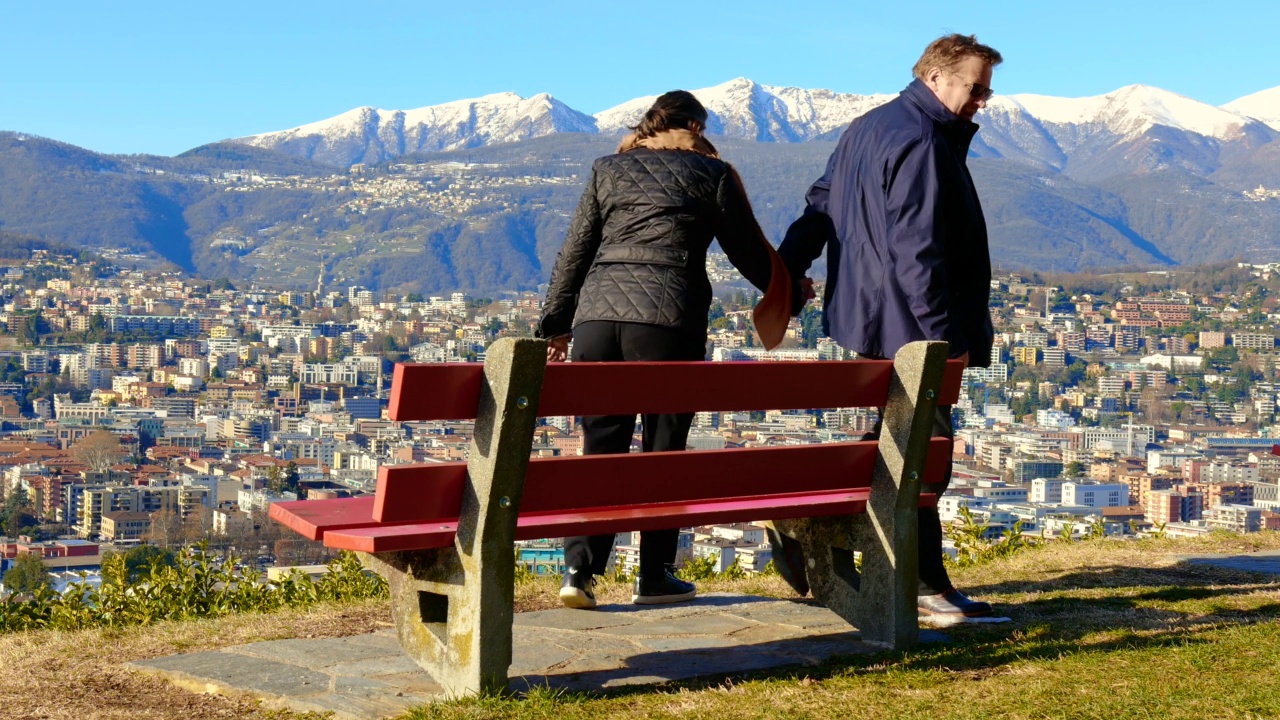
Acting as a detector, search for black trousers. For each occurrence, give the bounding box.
[562,320,706,579]
[863,405,955,595]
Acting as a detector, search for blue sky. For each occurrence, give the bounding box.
[2,0,1276,156]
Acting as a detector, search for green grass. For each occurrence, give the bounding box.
[413,533,1280,720]
[4,533,1277,720]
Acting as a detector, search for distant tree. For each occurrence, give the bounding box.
[181,509,212,543]
[146,509,183,549]
[86,313,108,342]
[265,465,284,495]
[3,552,52,594]
[13,313,46,346]
[1050,360,1088,387]
[0,486,38,536]
[798,306,822,348]
[1203,346,1239,372]
[1064,461,1086,479]
[102,545,176,585]
[1182,375,1207,396]
[1140,388,1169,423]
[70,430,124,472]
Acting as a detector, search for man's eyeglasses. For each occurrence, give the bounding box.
[966,82,994,102]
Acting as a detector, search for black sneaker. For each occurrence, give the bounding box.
[559,567,597,609]
[632,570,697,605]
[917,588,992,618]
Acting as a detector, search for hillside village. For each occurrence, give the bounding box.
[2,248,1280,590]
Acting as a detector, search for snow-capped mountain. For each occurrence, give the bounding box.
[236,92,597,166]
[233,80,1280,178]
[593,77,894,142]
[963,85,1279,180]
[998,85,1255,141]
[1224,86,1280,132]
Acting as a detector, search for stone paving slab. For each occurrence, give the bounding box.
[1182,550,1280,577]
[128,593,948,720]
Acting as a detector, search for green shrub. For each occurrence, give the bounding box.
[676,555,717,581]
[607,561,636,585]
[719,557,747,580]
[945,505,1044,569]
[0,544,386,634]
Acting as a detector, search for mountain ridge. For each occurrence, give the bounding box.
[230,78,1280,168]
[3,79,1280,293]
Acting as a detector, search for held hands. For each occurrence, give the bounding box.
[801,277,816,301]
[546,335,570,362]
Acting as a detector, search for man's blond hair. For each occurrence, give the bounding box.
[912,34,1003,80]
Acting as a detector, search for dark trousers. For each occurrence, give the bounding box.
[562,320,706,579]
[863,405,955,595]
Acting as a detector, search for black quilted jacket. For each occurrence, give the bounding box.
[538,148,775,339]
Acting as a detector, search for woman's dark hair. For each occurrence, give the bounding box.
[630,90,708,138]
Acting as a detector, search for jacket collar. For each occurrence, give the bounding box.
[901,78,980,150]
[617,128,720,158]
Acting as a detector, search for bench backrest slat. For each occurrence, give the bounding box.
[389,360,964,421]
[373,436,952,523]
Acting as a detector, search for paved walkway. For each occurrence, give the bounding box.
[129,592,947,720]
[1183,549,1280,576]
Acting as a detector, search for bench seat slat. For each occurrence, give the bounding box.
[271,436,954,546]
[268,496,377,541]
[323,490,941,553]
[389,360,964,421]
[328,490,870,553]
[374,436,953,524]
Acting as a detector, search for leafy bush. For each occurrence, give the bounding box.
[607,561,636,585]
[0,544,386,634]
[946,505,1045,569]
[719,557,748,580]
[2,554,53,595]
[676,555,718,581]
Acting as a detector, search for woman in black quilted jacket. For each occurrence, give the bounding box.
[537,90,793,610]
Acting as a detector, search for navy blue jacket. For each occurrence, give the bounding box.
[779,79,993,367]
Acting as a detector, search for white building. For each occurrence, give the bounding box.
[1036,409,1076,430]
[1062,481,1128,509]
[1201,463,1260,485]
[299,362,360,385]
[1147,447,1203,474]
[1030,477,1065,503]
[1139,354,1203,372]
[178,357,209,378]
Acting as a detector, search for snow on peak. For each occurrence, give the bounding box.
[593,78,893,141]
[1223,85,1280,131]
[237,91,596,164]
[232,80,1278,167]
[999,84,1252,140]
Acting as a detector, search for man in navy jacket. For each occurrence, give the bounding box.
[779,34,1003,618]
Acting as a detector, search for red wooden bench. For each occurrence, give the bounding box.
[271,337,961,696]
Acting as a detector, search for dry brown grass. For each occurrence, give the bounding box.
[513,571,796,612]
[6,533,1280,720]
[0,599,388,720]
